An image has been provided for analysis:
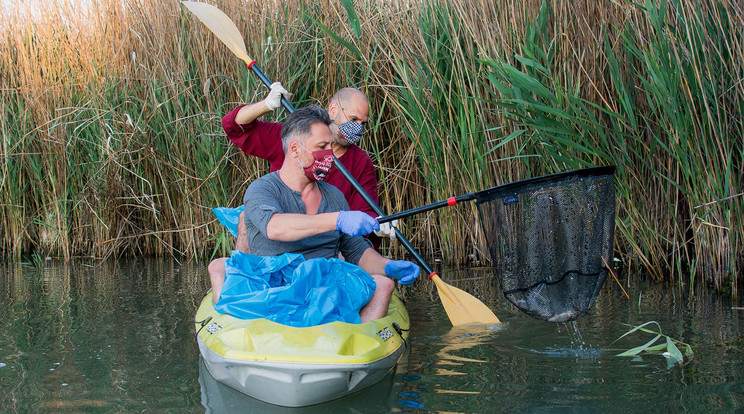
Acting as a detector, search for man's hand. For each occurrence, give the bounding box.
[374,220,398,240]
[384,260,421,285]
[263,82,289,111]
[336,211,380,237]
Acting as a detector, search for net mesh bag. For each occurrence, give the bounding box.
[475,167,616,322]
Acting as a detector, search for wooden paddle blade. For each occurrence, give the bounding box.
[431,274,501,326]
[182,1,253,65]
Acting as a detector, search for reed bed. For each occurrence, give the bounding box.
[1,0,741,294]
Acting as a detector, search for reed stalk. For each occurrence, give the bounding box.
[1,0,741,294]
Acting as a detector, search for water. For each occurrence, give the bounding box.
[1,259,743,413]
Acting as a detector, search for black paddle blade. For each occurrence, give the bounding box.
[475,167,616,322]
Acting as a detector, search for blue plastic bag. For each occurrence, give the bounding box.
[212,206,244,237]
[215,251,376,327]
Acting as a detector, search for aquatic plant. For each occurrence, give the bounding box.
[20,251,46,271]
[613,321,693,365]
[0,0,741,296]
[479,0,742,292]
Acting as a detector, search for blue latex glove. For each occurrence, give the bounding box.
[384,260,421,285]
[336,211,380,237]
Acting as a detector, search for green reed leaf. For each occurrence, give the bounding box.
[305,15,362,59]
[685,344,694,358]
[616,333,661,357]
[485,129,526,155]
[644,343,669,353]
[613,321,662,344]
[339,0,361,38]
[666,337,684,363]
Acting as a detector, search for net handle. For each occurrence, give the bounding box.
[377,193,476,223]
[378,166,616,223]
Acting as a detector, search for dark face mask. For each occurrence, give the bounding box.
[337,120,364,145]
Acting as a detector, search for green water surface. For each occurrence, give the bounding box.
[1,259,742,413]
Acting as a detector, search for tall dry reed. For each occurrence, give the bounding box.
[1,0,741,294]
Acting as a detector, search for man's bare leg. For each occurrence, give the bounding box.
[235,212,251,253]
[359,275,395,322]
[208,257,228,303]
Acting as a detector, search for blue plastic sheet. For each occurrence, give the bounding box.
[212,206,244,237]
[215,251,376,327]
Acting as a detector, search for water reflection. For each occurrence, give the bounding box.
[403,267,744,412]
[434,325,503,375]
[1,260,743,412]
[0,259,208,413]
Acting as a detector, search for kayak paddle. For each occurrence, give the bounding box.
[181,1,500,326]
[181,1,294,112]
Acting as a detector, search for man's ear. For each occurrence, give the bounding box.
[288,140,300,158]
[327,101,338,120]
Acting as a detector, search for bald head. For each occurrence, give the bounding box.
[329,88,368,109]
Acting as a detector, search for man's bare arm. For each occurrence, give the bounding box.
[234,101,272,124]
[265,212,339,241]
[357,248,389,276]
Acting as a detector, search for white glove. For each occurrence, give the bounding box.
[263,82,289,111]
[374,220,398,240]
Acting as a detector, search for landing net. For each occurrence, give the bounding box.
[475,167,616,322]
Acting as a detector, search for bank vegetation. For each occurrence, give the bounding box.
[1,0,741,295]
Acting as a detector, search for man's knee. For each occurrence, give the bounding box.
[374,274,395,295]
[208,258,227,281]
[208,258,228,302]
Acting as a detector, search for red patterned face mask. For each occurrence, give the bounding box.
[299,146,334,182]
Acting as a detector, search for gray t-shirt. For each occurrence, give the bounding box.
[243,172,373,264]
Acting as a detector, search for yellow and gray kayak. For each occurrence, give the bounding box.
[195,290,410,407]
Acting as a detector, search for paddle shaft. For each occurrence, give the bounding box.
[249,63,295,113]
[332,159,435,276]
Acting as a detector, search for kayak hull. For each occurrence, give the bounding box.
[195,291,410,407]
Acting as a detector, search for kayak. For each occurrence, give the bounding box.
[194,290,410,407]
